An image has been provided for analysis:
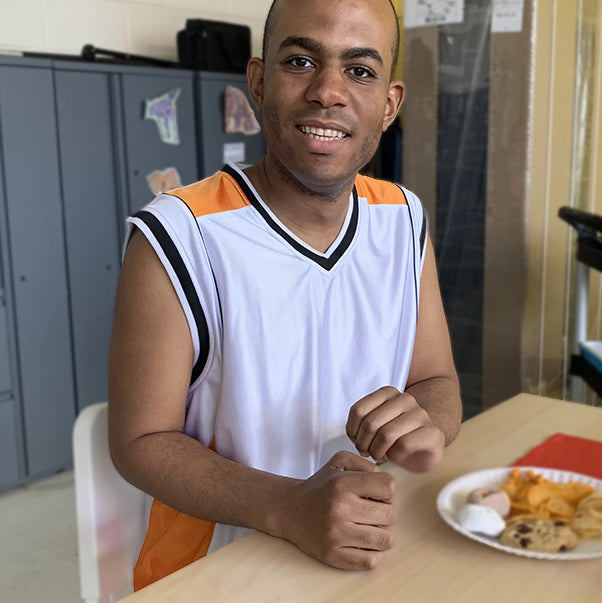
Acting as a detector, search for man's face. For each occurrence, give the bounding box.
[250,0,404,195]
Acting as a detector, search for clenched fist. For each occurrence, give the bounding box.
[346,386,445,472]
[279,451,397,570]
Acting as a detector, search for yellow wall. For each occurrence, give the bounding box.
[525,0,602,402]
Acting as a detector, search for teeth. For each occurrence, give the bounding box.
[299,125,347,140]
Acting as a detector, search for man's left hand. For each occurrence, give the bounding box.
[346,386,445,473]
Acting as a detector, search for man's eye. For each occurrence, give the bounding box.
[287,57,313,68]
[349,67,374,79]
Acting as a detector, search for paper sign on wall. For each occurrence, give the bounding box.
[492,0,524,33]
[223,142,246,165]
[144,88,181,145]
[404,0,464,28]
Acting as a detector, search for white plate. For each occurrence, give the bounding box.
[437,466,602,560]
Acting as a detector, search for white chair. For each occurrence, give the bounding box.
[73,401,152,603]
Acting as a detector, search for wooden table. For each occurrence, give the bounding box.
[121,394,602,602]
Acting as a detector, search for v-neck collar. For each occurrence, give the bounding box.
[223,163,359,271]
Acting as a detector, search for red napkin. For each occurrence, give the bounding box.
[512,433,602,480]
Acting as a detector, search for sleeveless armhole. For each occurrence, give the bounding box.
[126,209,210,385]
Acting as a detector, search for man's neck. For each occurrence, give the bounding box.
[243,158,355,254]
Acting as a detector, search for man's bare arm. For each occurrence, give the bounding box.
[109,229,396,570]
[346,237,462,471]
[404,236,462,443]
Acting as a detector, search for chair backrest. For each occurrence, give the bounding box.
[73,402,152,603]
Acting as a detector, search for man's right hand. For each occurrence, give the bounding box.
[278,451,397,570]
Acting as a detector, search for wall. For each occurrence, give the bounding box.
[525,0,602,403]
[402,0,602,411]
[7,0,600,408]
[482,0,534,409]
[0,0,272,60]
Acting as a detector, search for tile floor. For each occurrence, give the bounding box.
[0,470,82,603]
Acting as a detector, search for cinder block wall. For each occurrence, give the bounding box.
[0,0,272,60]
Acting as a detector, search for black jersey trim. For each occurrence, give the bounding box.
[419,214,427,260]
[222,164,358,271]
[173,197,224,328]
[133,210,210,384]
[395,184,420,320]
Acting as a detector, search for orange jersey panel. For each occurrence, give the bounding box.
[355,173,408,206]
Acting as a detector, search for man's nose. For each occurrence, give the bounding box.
[305,67,349,108]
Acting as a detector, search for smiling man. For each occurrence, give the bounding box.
[109,0,462,591]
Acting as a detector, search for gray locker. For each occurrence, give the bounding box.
[0,302,11,395]
[0,80,23,490]
[195,72,266,178]
[0,400,20,489]
[120,70,199,214]
[54,68,122,414]
[0,56,266,491]
[0,222,11,394]
[0,63,76,477]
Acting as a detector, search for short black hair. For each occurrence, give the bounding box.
[261,0,401,80]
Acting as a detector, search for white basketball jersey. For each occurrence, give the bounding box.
[127,163,427,551]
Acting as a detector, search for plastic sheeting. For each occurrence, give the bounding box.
[401,0,602,415]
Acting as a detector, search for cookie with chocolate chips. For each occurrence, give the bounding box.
[499,517,579,553]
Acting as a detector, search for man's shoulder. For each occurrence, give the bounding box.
[354,173,410,206]
[166,168,251,219]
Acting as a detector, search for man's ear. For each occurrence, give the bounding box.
[382,80,405,131]
[247,57,266,113]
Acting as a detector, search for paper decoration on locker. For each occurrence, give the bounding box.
[146,167,183,195]
[224,86,261,135]
[144,88,181,145]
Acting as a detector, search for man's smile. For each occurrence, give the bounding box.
[298,125,349,141]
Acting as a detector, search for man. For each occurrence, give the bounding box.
[109,0,462,591]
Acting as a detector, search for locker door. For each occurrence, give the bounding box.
[0,87,23,489]
[0,300,11,395]
[0,399,21,491]
[0,226,11,394]
[120,70,199,215]
[54,68,122,414]
[196,72,266,178]
[0,64,76,477]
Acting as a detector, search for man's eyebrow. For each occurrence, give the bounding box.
[278,36,384,67]
[279,36,325,55]
[342,47,383,66]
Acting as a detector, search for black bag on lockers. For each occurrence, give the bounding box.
[177,19,251,73]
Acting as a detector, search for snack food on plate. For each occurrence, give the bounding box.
[467,488,511,518]
[457,503,506,537]
[455,468,602,554]
[499,517,579,553]
[572,491,602,539]
[500,468,595,520]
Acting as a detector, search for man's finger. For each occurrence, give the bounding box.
[343,470,396,503]
[345,523,395,551]
[386,425,444,472]
[352,497,398,526]
[352,397,406,455]
[328,547,386,571]
[345,387,394,440]
[367,408,428,461]
[328,450,381,473]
